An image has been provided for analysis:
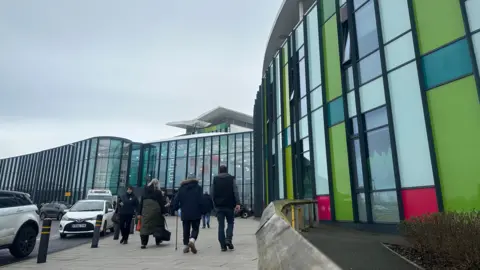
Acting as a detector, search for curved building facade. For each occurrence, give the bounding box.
[0,108,255,210]
[254,0,480,224]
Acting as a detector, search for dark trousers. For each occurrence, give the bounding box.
[216,209,234,246]
[140,234,162,246]
[119,214,133,240]
[182,219,200,245]
[202,213,211,227]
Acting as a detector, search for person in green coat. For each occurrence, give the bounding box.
[137,179,167,249]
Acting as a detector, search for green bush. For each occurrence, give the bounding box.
[399,211,480,269]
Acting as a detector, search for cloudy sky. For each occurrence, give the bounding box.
[0,0,281,158]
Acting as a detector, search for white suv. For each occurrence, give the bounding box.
[0,191,40,258]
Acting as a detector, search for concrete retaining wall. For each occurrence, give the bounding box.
[256,202,342,270]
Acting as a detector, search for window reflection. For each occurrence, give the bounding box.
[353,139,364,188]
[357,193,368,222]
[299,59,307,98]
[358,50,382,84]
[355,1,379,58]
[367,127,395,190]
[364,106,388,130]
[371,191,400,222]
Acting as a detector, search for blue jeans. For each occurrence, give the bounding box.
[202,214,210,227]
[216,209,234,246]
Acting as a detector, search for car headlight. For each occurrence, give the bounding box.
[62,215,69,221]
[86,216,98,221]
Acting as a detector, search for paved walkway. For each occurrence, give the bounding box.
[4,216,259,270]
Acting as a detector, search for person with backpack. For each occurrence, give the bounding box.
[172,173,205,254]
[211,165,241,252]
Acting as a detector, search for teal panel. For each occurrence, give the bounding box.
[327,97,345,127]
[421,39,473,90]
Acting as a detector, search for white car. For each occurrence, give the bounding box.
[59,200,115,238]
[0,190,40,258]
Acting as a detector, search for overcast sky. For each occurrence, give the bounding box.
[0,0,281,158]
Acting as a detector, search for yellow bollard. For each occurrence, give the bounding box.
[291,205,295,228]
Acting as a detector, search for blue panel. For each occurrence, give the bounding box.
[421,38,473,90]
[327,97,345,127]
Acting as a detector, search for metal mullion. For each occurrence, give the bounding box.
[73,143,82,202]
[279,47,288,200]
[92,140,100,190]
[157,143,163,186]
[290,32,302,199]
[137,144,145,187]
[37,152,48,203]
[172,142,178,190]
[185,140,190,180]
[459,0,480,103]
[126,143,133,188]
[406,0,444,212]
[0,160,4,189]
[372,0,405,221]
[27,155,37,194]
[346,0,373,223]
[241,133,245,203]
[81,140,92,199]
[272,60,280,201]
[200,138,205,190]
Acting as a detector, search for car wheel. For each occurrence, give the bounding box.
[39,213,46,220]
[57,213,63,221]
[60,233,67,239]
[241,212,249,219]
[9,225,37,258]
[100,222,107,236]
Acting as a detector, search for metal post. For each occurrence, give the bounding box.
[37,219,52,264]
[91,214,103,248]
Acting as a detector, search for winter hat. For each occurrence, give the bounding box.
[186,173,196,180]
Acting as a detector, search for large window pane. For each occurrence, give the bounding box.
[243,133,251,152]
[195,155,203,181]
[306,5,322,90]
[228,154,235,175]
[228,135,235,153]
[187,156,196,175]
[310,87,322,110]
[378,0,410,43]
[347,91,357,118]
[364,106,388,130]
[276,135,284,199]
[370,191,400,222]
[235,153,242,186]
[197,138,204,156]
[188,139,196,157]
[358,50,382,84]
[357,193,368,222]
[166,158,175,189]
[220,136,227,154]
[311,109,329,195]
[355,1,379,58]
[212,155,219,178]
[300,96,308,117]
[212,137,219,154]
[367,127,395,190]
[301,151,314,199]
[384,32,415,71]
[466,0,480,32]
[353,139,364,188]
[299,117,309,139]
[176,140,187,158]
[203,155,211,185]
[295,22,304,49]
[275,54,282,117]
[299,59,307,98]
[235,134,243,153]
[204,138,211,155]
[472,33,480,79]
[359,77,385,113]
[159,159,167,187]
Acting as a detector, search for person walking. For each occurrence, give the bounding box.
[116,186,138,244]
[138,179,167,249]
[202,192,214,229]
[211,165,241,252]
[173,173,205,254]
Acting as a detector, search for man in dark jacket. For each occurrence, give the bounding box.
[202,192,214,229]
[211,165,241,252]
[117,186,138,244]
[173,173,205,254]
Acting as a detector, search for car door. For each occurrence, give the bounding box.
[105,202,114,227]
[0,192,22,246]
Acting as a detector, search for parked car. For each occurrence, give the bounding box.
[39,202,68,220]
[235,205,253,219]
[59,199,115,239]
[0,190,40,258]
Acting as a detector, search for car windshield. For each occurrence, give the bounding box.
[87,195,112,201]
[69,201,104,212]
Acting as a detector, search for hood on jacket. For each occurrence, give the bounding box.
[180,178,199,188]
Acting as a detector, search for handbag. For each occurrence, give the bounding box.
[136,217,142,231]
[112,213,119,224]
[154,219,171,241]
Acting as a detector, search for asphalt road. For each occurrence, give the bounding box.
[0,221,113,267]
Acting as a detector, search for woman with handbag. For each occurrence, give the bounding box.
[137,179,169,249]
[116,186,138,244]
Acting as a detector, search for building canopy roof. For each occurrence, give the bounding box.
[166,106,253,130]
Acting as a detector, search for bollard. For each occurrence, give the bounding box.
[91,214,103,248]
[113,223,120,240]
[37,218,52,264]
[129,216,135,234]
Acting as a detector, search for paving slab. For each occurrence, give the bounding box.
[3,216,259,270]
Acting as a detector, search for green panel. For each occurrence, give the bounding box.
[285,146,294,199]
[428,76,480,211]
[327,97,345,127]
[330,123,354,221]
[413,0,465,54]
[282,61,291,127]
[322,0,336,22]
[323,16,342,101]
[421,38,473,90]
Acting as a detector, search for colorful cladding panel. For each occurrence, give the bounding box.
[401,188,438,220]
[427,76,480,211]
[329,123,353,221]
[316,195,332,221]
[285,146,294,199]
[323,15,342,101]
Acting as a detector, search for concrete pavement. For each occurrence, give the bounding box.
[3,216,259,270]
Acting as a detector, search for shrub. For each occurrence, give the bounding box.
[399,211,480,269]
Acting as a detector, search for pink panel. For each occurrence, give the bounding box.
[401,188,439,220]
[316,195,332,221]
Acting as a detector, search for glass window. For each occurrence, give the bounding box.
[385,32,415,71]
[364,106,388,130]
[472,33,480,76]
[355,1,379,58]
[353,139,364,188]
[367,127,395,190]
[243,133,251,152]
[235,153,243,184]
[161,142,168,158]
[322,0,336,21]
[275,54,282,117]
[228,135,235,153]
[203,156,211,185]
[235,134,243,153]
[299,117,309,139]
[327,97,345,127]
[212,155,219,178]
[378,0,410,43]
[299,59,307,98]
[466,0,480,32]
[212,137,219,154]
[352,117,359,135]
[282,40,289,66]
[343,33,351,64]
[301,151,314,199]
[370,191,400,222]
[277,134,284,199]
[188,139,196,157]
[220,136,227,154]
[311,109,329,195]
[359,77,385,113]
[204,137,211,155]
[197,138,204,156]
[306,6,322,90]
[421,38,473,90]
[187,156,196,175]
[159,159,167,186]
[176,140,187,158]
[354,0,368,10]
[283,128,291,147]
[166,158,175,189]
[357,193,368,222]
[388,62,435,187]
[175,158,186,188]
[358,50,382,84]
[228,154,235,175]
[346,66,354,91]
[310,87,322,110]
[295,22,304,49]
[347,91,357,118]
[195,155,203,181]
[300,96,308,117]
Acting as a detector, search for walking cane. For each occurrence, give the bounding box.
[175,211,179,250]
